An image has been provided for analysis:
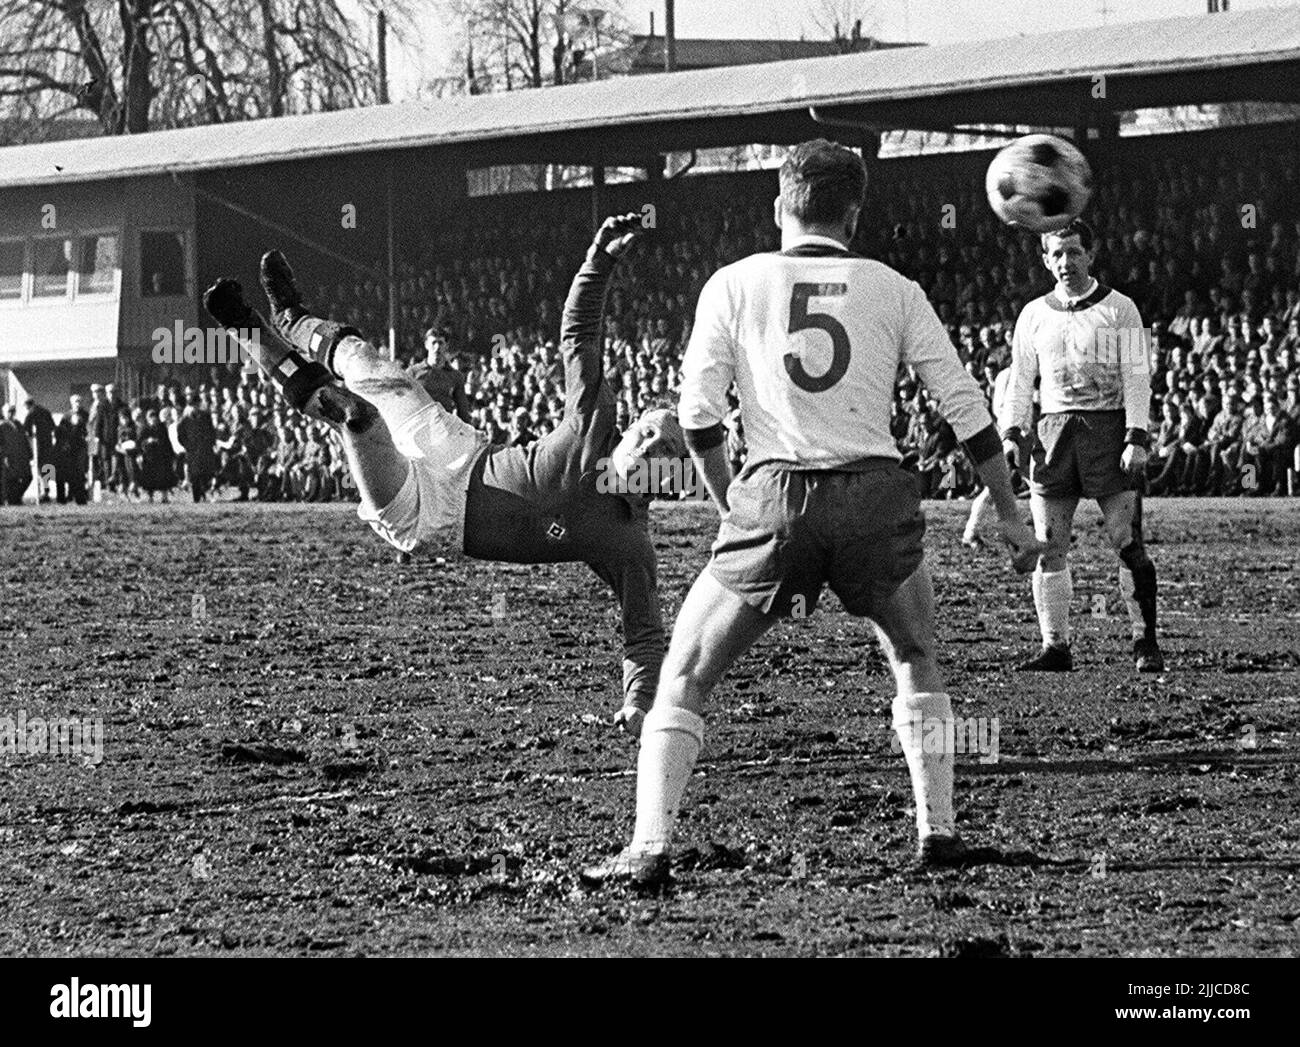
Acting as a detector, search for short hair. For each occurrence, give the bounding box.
[1041,217,1095,252]
[779,139,867,226]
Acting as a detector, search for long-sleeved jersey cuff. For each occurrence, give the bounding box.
[961,424,1003,466]
[582,245,617,273]
[684,424,725,453]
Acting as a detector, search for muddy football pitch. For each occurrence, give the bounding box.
[1,498,1297,956]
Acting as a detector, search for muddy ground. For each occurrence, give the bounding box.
[1,498,1297,956]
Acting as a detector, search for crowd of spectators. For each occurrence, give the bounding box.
[313,129,1300,499]
[3,126,1298,507]
[0,378,356,506]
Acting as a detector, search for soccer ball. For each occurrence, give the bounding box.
[985,134,1093,233]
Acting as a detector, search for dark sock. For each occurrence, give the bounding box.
[1120,544,1158,640]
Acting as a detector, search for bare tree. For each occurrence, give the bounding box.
[808,0,882,52]
[444,0,627,94]
[0,0,414,143]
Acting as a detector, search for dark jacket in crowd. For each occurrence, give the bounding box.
[178,406,218,478]
[53,409,89,504]
[22,403,55,464]
[139,421,176,493]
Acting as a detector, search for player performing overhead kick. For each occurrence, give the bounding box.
[203,215,682,734]
[998,218,1165,674]
[582,140,1043,887]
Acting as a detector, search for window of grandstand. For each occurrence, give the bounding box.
[140,230,187,297]
[32,237,73,298]
[77,233,119,296]
[0,239,23,301]
[466,164,646,197]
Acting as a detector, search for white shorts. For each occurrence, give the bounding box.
[357,402,488,554]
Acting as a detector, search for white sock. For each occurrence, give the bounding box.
[892,692,956,838]
[962,487,993,541]
[334,335,435,441]
[1032,566,1072,647]
[1118,566,1144,641]
[630,705,704,855]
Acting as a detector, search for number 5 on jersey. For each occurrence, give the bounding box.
[786,282,850,393]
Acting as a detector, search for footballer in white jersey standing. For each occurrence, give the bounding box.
[583,139,1042,887]
[998,218,1166,673]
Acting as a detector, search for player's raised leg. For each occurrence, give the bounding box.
[1099,489,1164,672]
[260,251,458,455]
[581,571,774,887]
[1019,493,1077,671]
[203,277,411,511]
[256,251,489,548]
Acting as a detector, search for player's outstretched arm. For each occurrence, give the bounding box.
[557,214,645,418]
[587,538,666,740]
[559,213,644,350]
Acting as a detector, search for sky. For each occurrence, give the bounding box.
[381,0,1294,99]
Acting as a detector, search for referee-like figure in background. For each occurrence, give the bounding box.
[408,324,472,424]
[999,218,1165,673]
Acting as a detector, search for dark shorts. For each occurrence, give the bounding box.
[1031,410,1131,500]
[463,325,640,566]
[709,459,926,620]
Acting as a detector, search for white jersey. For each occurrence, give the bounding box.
[999,280,1151,436]
[678,234,992,467]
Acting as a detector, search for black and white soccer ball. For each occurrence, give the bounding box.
[985,134,1093,233]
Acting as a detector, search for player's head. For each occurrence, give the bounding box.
[611,406,688,487]
[424,325,449,365]
[1040,218,1096,291]
[776,139,867,244]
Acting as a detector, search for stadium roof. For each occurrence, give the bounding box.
[619,34,921,74]
[1,6,1298,189]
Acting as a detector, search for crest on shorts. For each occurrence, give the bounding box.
[546,519,567,541]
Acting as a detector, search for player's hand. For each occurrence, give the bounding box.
[998,516,1042,574]
[594,213,644,258]
[1121,444,1148,478]
[613,705,646,738]
[1002,437,1020,471]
